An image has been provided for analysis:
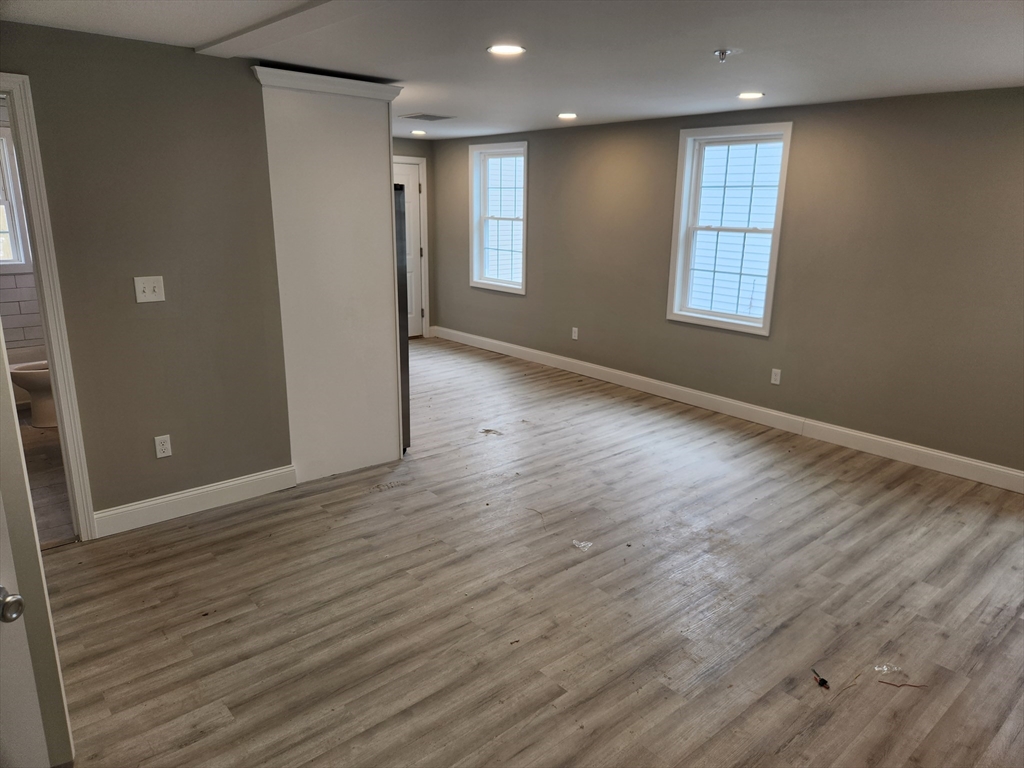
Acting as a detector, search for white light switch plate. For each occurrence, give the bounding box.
[134,276,165,303]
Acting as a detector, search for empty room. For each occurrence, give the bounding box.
[0,1,1022,767]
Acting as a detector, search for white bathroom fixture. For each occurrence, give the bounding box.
[9,361,56,428]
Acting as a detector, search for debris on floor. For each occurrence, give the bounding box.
[874,663,902,674]
[527,508,548,531]
[572,540,593,551]
[877,680,928,689]
[812,669,830,689]
[832,672,861,699]
[480,429,503,435]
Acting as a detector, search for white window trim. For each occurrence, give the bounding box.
[469,140,527,295]
[0,125,34,274]
[667,122,792,336]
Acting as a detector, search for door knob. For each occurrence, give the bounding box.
[0,585,25,623]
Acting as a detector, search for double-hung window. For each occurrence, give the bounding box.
[0,125,33,273]
[667,123,792,335]
[469,141,527,294]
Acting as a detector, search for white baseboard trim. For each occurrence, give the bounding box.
[431,326,1023,494]
[94,465,297,537]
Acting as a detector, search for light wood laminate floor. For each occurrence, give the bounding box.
[43,338,1023,768]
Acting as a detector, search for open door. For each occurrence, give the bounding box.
[393,158,426,336]
[0,331,73,767]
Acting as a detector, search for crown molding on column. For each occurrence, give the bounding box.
[253,65,402,101]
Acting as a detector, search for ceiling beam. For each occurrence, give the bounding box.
[196,0,377,59]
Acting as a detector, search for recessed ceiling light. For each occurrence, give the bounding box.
[411,130,427,135]
[488,44,525,55]
[738,92,765,99]
[558,113,577,120]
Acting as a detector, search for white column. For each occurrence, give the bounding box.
[255,67,403,483]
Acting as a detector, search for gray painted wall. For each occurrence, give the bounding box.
[392,137,433,161]
[0,23,291,509]
[431,88,1024,470]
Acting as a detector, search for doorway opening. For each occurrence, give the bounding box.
[0,97,75,549]
[1,75,94,547]
[393,156,429,338]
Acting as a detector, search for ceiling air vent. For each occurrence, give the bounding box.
[400,113,455,122]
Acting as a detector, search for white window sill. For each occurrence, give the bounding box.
[667,308,770,336]
[471,278,525,296]
[0,262,34,275]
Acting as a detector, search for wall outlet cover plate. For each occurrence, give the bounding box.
[154,434,172,457]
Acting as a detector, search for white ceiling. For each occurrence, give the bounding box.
[2,0,1022,139]
[0,0,308,48]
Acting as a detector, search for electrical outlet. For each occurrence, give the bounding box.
[771,368,782,385]
[571,327,579,340]
[154,435,172,458]
[134,276,165,303]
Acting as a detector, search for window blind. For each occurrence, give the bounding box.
[687,140,783,319]
[483,153,524,284]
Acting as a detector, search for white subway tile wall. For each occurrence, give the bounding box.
[0,271,43,349]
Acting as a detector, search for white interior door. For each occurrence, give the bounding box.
[0,333,73,768]
[393,162,423,336]
[0,499,49,768]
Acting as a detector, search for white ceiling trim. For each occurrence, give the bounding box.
[252,65,402,102]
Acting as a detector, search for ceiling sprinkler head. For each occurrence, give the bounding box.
[714,49,733,63]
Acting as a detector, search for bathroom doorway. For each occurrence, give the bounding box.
[0,96,75,549]
[1,76,93,546]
